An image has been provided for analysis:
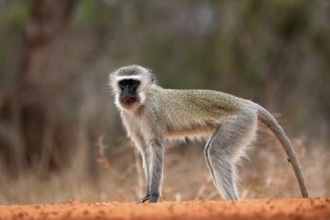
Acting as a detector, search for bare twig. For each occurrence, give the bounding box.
[194,174,213,200]
[97,134,135,180]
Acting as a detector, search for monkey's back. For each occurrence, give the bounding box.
[148,86,251,132]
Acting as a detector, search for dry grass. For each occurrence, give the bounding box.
[0,131,329,205]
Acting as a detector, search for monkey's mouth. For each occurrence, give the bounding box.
[120,96,138,106]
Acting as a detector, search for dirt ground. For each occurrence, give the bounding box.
[0,198,329,220]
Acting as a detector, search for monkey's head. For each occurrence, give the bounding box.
[109,65,156,111]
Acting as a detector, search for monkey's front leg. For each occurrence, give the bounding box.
[148,142,164,202]
[137,140,164,203]
[137,151,151,203]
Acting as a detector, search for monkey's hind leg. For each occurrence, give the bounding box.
[204,114,257,200]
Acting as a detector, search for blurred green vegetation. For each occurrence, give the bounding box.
[0,1,30,86]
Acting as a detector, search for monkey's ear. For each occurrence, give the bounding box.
[147,69,156,83]
[108,70,117,83]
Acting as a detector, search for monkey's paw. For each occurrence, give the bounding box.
[137,194,150,203]
[137,193,160,203]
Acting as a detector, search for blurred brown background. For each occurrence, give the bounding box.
[0,0,329,204]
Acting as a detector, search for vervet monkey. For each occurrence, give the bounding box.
[109,65,309,203]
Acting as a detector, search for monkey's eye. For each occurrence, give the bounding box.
[118,79,140,89]
[131,80,140,87]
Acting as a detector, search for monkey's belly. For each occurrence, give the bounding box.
[165,127,217,141]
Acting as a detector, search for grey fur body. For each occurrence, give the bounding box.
[109,65,309,202]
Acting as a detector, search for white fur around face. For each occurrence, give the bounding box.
[115,75,144,82]
[110,77,148,112]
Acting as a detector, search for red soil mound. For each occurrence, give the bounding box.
[0,198,329,220]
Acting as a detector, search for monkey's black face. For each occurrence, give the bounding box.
[118,79,141,107]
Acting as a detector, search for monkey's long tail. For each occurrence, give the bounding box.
[256,105,309,198]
